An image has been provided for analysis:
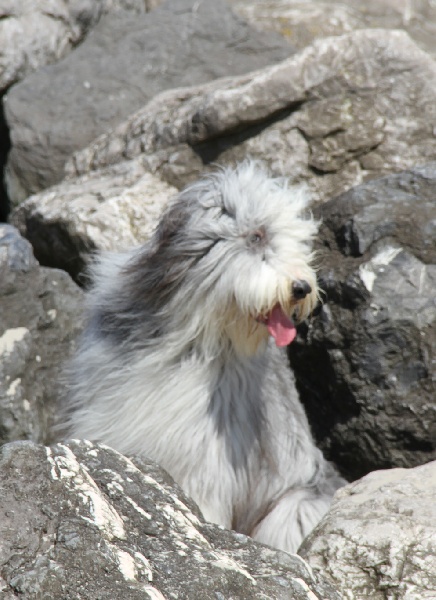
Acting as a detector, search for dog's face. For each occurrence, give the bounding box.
[195,163,319,353]
[125,161,319,355]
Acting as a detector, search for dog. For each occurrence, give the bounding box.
[60,161,344,553]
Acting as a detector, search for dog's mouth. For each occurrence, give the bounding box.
[256,304,297,347]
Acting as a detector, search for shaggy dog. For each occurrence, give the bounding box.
[61,161,343,553]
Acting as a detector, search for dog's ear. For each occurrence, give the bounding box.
[122,198,199,309]
[154,197,192,251]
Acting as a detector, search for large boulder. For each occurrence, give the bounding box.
[299,460,436,599]
[67,28,436,201]
[0,224,83,445]
[3,0,293,205]
[0,439,340,599]
[12,29,436,279]
[289,165,436,480]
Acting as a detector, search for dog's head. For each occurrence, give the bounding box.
[125,161,319,355]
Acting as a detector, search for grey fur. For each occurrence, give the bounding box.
[60,161,344,553]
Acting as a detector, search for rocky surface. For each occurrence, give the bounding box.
[300,460,436,599]
[3,0,293,205]
[0,439,340,599]
[0,0,152,93]
[11,28,436,277]
[289,165,436,481]
[67,29,436,201]
[0,224,83,445]
[11,159,178,281]
[1,4,436,598]
[230,0,436,57]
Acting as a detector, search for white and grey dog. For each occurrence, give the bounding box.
[61,161,343,553]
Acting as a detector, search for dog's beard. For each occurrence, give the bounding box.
[223,294,313,357]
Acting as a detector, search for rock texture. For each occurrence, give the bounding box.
[0,0,150,93]
[0,224,83,445]
[230,0,436,57]
[11,29,436,277]
[300,460,436,600]
[66,29,436,203]
[11,159,178,281]
[289,165,436,481]
[3,0,293,205]
[0,439,340,599]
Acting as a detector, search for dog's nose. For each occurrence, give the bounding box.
[292,280,312,300]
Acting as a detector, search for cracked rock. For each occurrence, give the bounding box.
[0,439,340,599]
[300,460,436,599]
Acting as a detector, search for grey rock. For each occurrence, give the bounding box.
[288,164,436,480]
[0,0,150,93]
[0,224,83,445]
[0,439,340,599]
[11,159,178,281]
[67,29,436,206]
[12,29,436,278]
[299,460,436,599]
[230,0,436,57]
[4,0,293,205]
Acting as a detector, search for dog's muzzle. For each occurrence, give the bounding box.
[292,280,312,300]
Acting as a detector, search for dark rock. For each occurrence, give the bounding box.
[4,0,293,204]
[288,165,436,480]
[0,224,83,445]
[0,439,340,599]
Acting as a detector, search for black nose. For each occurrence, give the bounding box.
[292,280,312,300]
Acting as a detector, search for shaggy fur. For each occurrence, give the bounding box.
[60,161,344,553]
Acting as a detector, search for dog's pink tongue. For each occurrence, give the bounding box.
[267,305,297,347]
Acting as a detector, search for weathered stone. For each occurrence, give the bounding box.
[4,0,293,205]
[11,159,178,281]
[66,28,436,207]
[0,224,83,445]
[230,0,436,57]
[288,164,436,480]
[299,460,436,599]
[0,0,150,93]
[12,29,436,277]
[230,0,366,50]
[0,439,340,599]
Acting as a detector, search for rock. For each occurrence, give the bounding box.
[66,29,436,205]
[11,159,178,281]
[0,224,83,445]
[230,0,436,57]
[299,461,436,599]
[0,439,340,599]
[3,0,293,205]
[230,0,366,50]
[12,29,436,277]
[0,0,150,93]
[288,164,436,481]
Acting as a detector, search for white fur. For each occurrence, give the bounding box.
[60,161,344,553]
